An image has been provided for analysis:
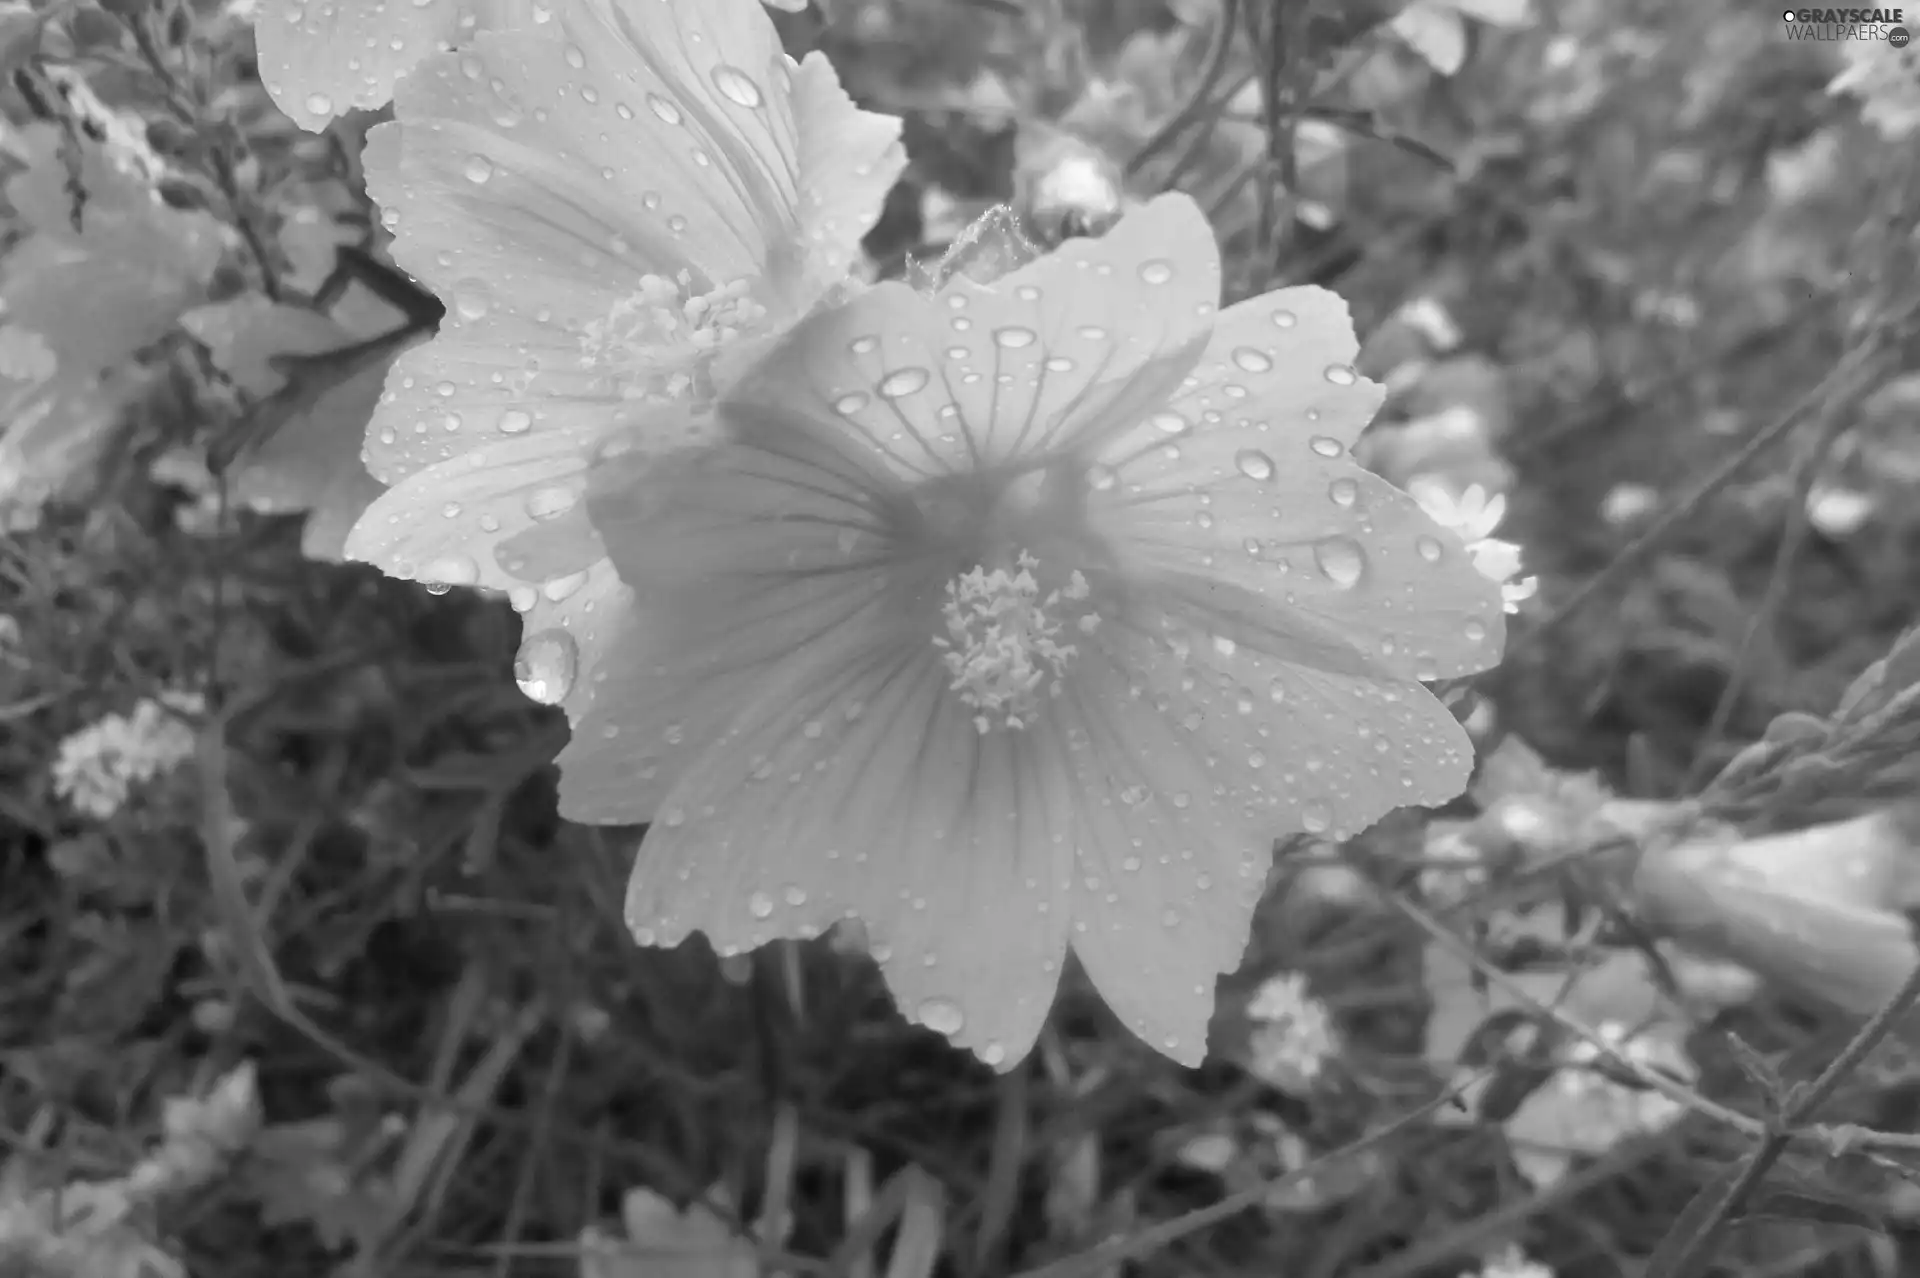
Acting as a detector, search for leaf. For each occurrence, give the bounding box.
[1645,1161,1749,1278]
[1740,1187,1888,1236]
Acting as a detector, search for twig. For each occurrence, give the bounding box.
[1125,0,1242,179]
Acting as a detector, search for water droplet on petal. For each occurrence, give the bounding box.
[1416,535,1444,563]
[993,326,1036,348]
[1152,410,1190,436]
[981,1042,1007,1067]
[1329,477,1358,507]
[647,93,682,124]
[1309,435,1344,458]
[497,409,532,435]
[1235,449,1275,481]
[1139,260,1173,284]
[304,92,333,117]
[878,366,929,398]
[453,279,493,320]
[748,891,775,919]
[463,155,494,184]
[1269,677,1289,704]
[711,64,764,107]
[1301,801,1331,833]
[1272,309,1297,328]
[834,391,869,415]
[918,997,965,1036]
[1313,537,1367,588]
[1231,347,1273,372]
[513,629,578,705]
[1323,363,1357,386]
[563,44,586,69]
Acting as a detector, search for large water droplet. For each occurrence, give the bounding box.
[1416,535,1444,563]
[647,93,682,124]
[747,891,775,919]
[1231,347,1273,373]
[834,391,869,414]
[918,997,966,1036]
[878,366,929,398]
[1235,449,1275,481]
[1323,363,1357,386]
[993,326,1037,348]
[463,155,494,184]
[711,64,764,107]
[1328,477,1358,508]
[304,92,334,118]
[1313,537,1367,588]
[1139,260,1173,284]
[1309,435,1344,458]
[1301,800,1331,833]
[1271,309,1297,328]
[1152,410,1190,436]
[453,279,493,320]
[513,629,578,705]
[497,409,532,435]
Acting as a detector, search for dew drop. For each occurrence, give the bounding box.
[1328,477,1358,508]
[1272,309,1298,328]
[453,279,493,320]
[463,155,494,184]
[1416,535,1444,563]
[1152,410,1189,436]
[563,43,586,69]
[1301,801,1332,834]
[647,93,682,124]
[747,891,775,920]
[304,91,333,117]
[1269,676,1289,704]
[1139,259,1174,284]
[1323,363,1357,386]
[1309,435,1344,458]
[918,997,965,1036]
[1231,347,1273,373]
[711,64,764,107]
[878,366,930,398]
[1045,355,1074,372]
[497,408,533,435]
[1465,618,1488,643]
[833,391,870,415]
[981,1042,1007,1067]
[1313,536,1367,588]
[543,570,589,601]
[993,326,1037,348]
[1234,449,1275,481]
[513,629,578,705]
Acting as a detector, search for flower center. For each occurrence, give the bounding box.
[933,549,1097,734]
[577,271,768,401]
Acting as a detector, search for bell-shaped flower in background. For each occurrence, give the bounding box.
[340,0,905,718]
[255,0,819,132]
[562,194,1506,1071]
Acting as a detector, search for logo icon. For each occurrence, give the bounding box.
[1892,23,1912,43]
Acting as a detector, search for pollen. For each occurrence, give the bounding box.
[933,550,1094,734]
[578,271,769,400]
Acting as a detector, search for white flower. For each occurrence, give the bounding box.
[1244,971,1336,1093]
[50,691,203,819]
[1476,1245,1556,1278]
[1407,478,1538,614]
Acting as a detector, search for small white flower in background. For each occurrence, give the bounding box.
[1395,296,1463,355]
[1475,1244,1556,1278]
[579,1184,761,1278]
[1244,971,1336,1094]
[1506,1020,1690,1188]
[1407,478,1539,614]
[1806,483,1876,538]
[1830,38,1920,140]
[1598,482,1657,526]
[1418,823,1488,907]
[50,689,204,819]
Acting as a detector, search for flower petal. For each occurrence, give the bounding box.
[786,52,907,293]
[254,0,538,131]
[371,0,824,305]
[1059,600,1478,1062]
[724,193,1218,480]
[563,431,1074,1067]
[1091,286,1506,682]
